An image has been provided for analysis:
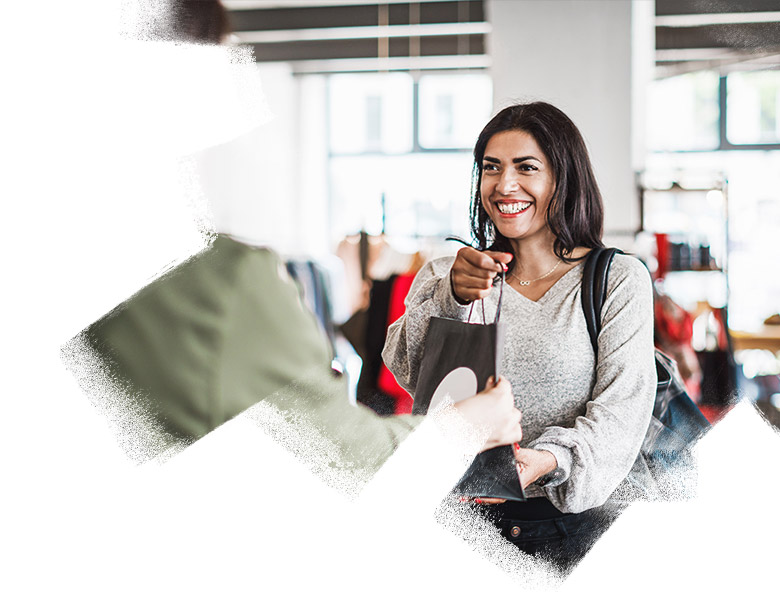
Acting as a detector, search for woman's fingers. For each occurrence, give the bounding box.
[473,497,506,505]
[453,283,494,301]
[458,496,506,505]
[456,247,509,273]
[452,271,495,290]
[483,250,514,267]
[451,247,512,302]
[513,445,533,488]
[451,281,491,302]
[512,441,523,461]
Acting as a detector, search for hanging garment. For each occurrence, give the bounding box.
[355,276,398,415]
[696,306,739,407]
[654,291,702,402]
[376,273,416,414]
[286,259,338,355]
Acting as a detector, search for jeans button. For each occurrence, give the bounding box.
[510,525,521,538]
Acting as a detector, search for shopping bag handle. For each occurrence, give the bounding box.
[445,236,504,325]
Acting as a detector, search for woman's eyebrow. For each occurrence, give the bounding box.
[483,155,543,164]
[512,155,542,164]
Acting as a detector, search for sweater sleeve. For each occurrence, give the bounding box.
[381,256,472,395]
[528,255,657,513]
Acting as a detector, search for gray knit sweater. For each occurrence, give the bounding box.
[382,253,657,513]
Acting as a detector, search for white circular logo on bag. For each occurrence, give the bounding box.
[429,367,478,411]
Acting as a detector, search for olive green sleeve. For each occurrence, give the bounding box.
[80,236,421,472]
[221,244,421,475]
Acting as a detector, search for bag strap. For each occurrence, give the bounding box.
[581,247,623,357]
[466,268,504,325]
[493,268,505,324]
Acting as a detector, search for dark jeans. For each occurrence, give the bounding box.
[480,498,618,574]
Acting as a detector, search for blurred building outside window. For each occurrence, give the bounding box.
[326,72,492,248]
[647,71,720,152]
[417,74,492,149]
[328,73,414,155]
[727,70,780,146]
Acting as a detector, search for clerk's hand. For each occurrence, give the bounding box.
[454,376,522,452]
[450,247,513,303]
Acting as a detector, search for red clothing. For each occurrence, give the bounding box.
[377,273,416,413]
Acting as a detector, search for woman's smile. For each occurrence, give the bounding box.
[495,200,532,215]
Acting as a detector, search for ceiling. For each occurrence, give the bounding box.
[221,0,780,76]
[223,0,489,74]
[656,0,780,78]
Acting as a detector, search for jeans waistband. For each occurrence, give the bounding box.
[480,497,566,521]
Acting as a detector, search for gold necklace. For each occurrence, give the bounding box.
[509,258,563,286]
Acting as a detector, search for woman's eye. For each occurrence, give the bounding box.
[517,163,538,172]
[483,163,499,172]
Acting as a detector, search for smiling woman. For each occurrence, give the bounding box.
[383,102,657,574]
[470,103,604,272]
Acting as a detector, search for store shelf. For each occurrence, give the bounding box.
[664,267,723,273]
[638,174,729,310]
[730,326,780,352]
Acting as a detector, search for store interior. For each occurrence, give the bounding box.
[203,0,780,424]
[8,2,780,594]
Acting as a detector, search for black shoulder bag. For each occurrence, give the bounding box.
[582,247,711,500]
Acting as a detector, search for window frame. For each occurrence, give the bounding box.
[654,71,780,153]
[719,72,780,151]
[326,69,488,157]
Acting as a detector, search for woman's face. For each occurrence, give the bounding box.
[480,129,555,246]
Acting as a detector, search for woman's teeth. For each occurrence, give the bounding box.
[497,201,531,215]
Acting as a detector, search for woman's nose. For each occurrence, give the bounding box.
[497,171,519,195]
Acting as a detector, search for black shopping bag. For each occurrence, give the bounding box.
[413,274,526,501]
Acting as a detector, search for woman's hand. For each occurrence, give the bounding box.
[468,444,558,506]
[513,445,558,489]
[454,376,522,452]
[450,247,513,303]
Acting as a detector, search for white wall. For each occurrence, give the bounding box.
[195,63,333,258]
[295,74,332,258]
[191,63,298,251]
[486,0,655,243]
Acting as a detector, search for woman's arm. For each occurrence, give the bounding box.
[381,256,472,394]
[527,256,657,513]
[383,248,511,394]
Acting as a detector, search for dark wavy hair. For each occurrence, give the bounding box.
[469,102,604,264]
[168,0,231,44]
